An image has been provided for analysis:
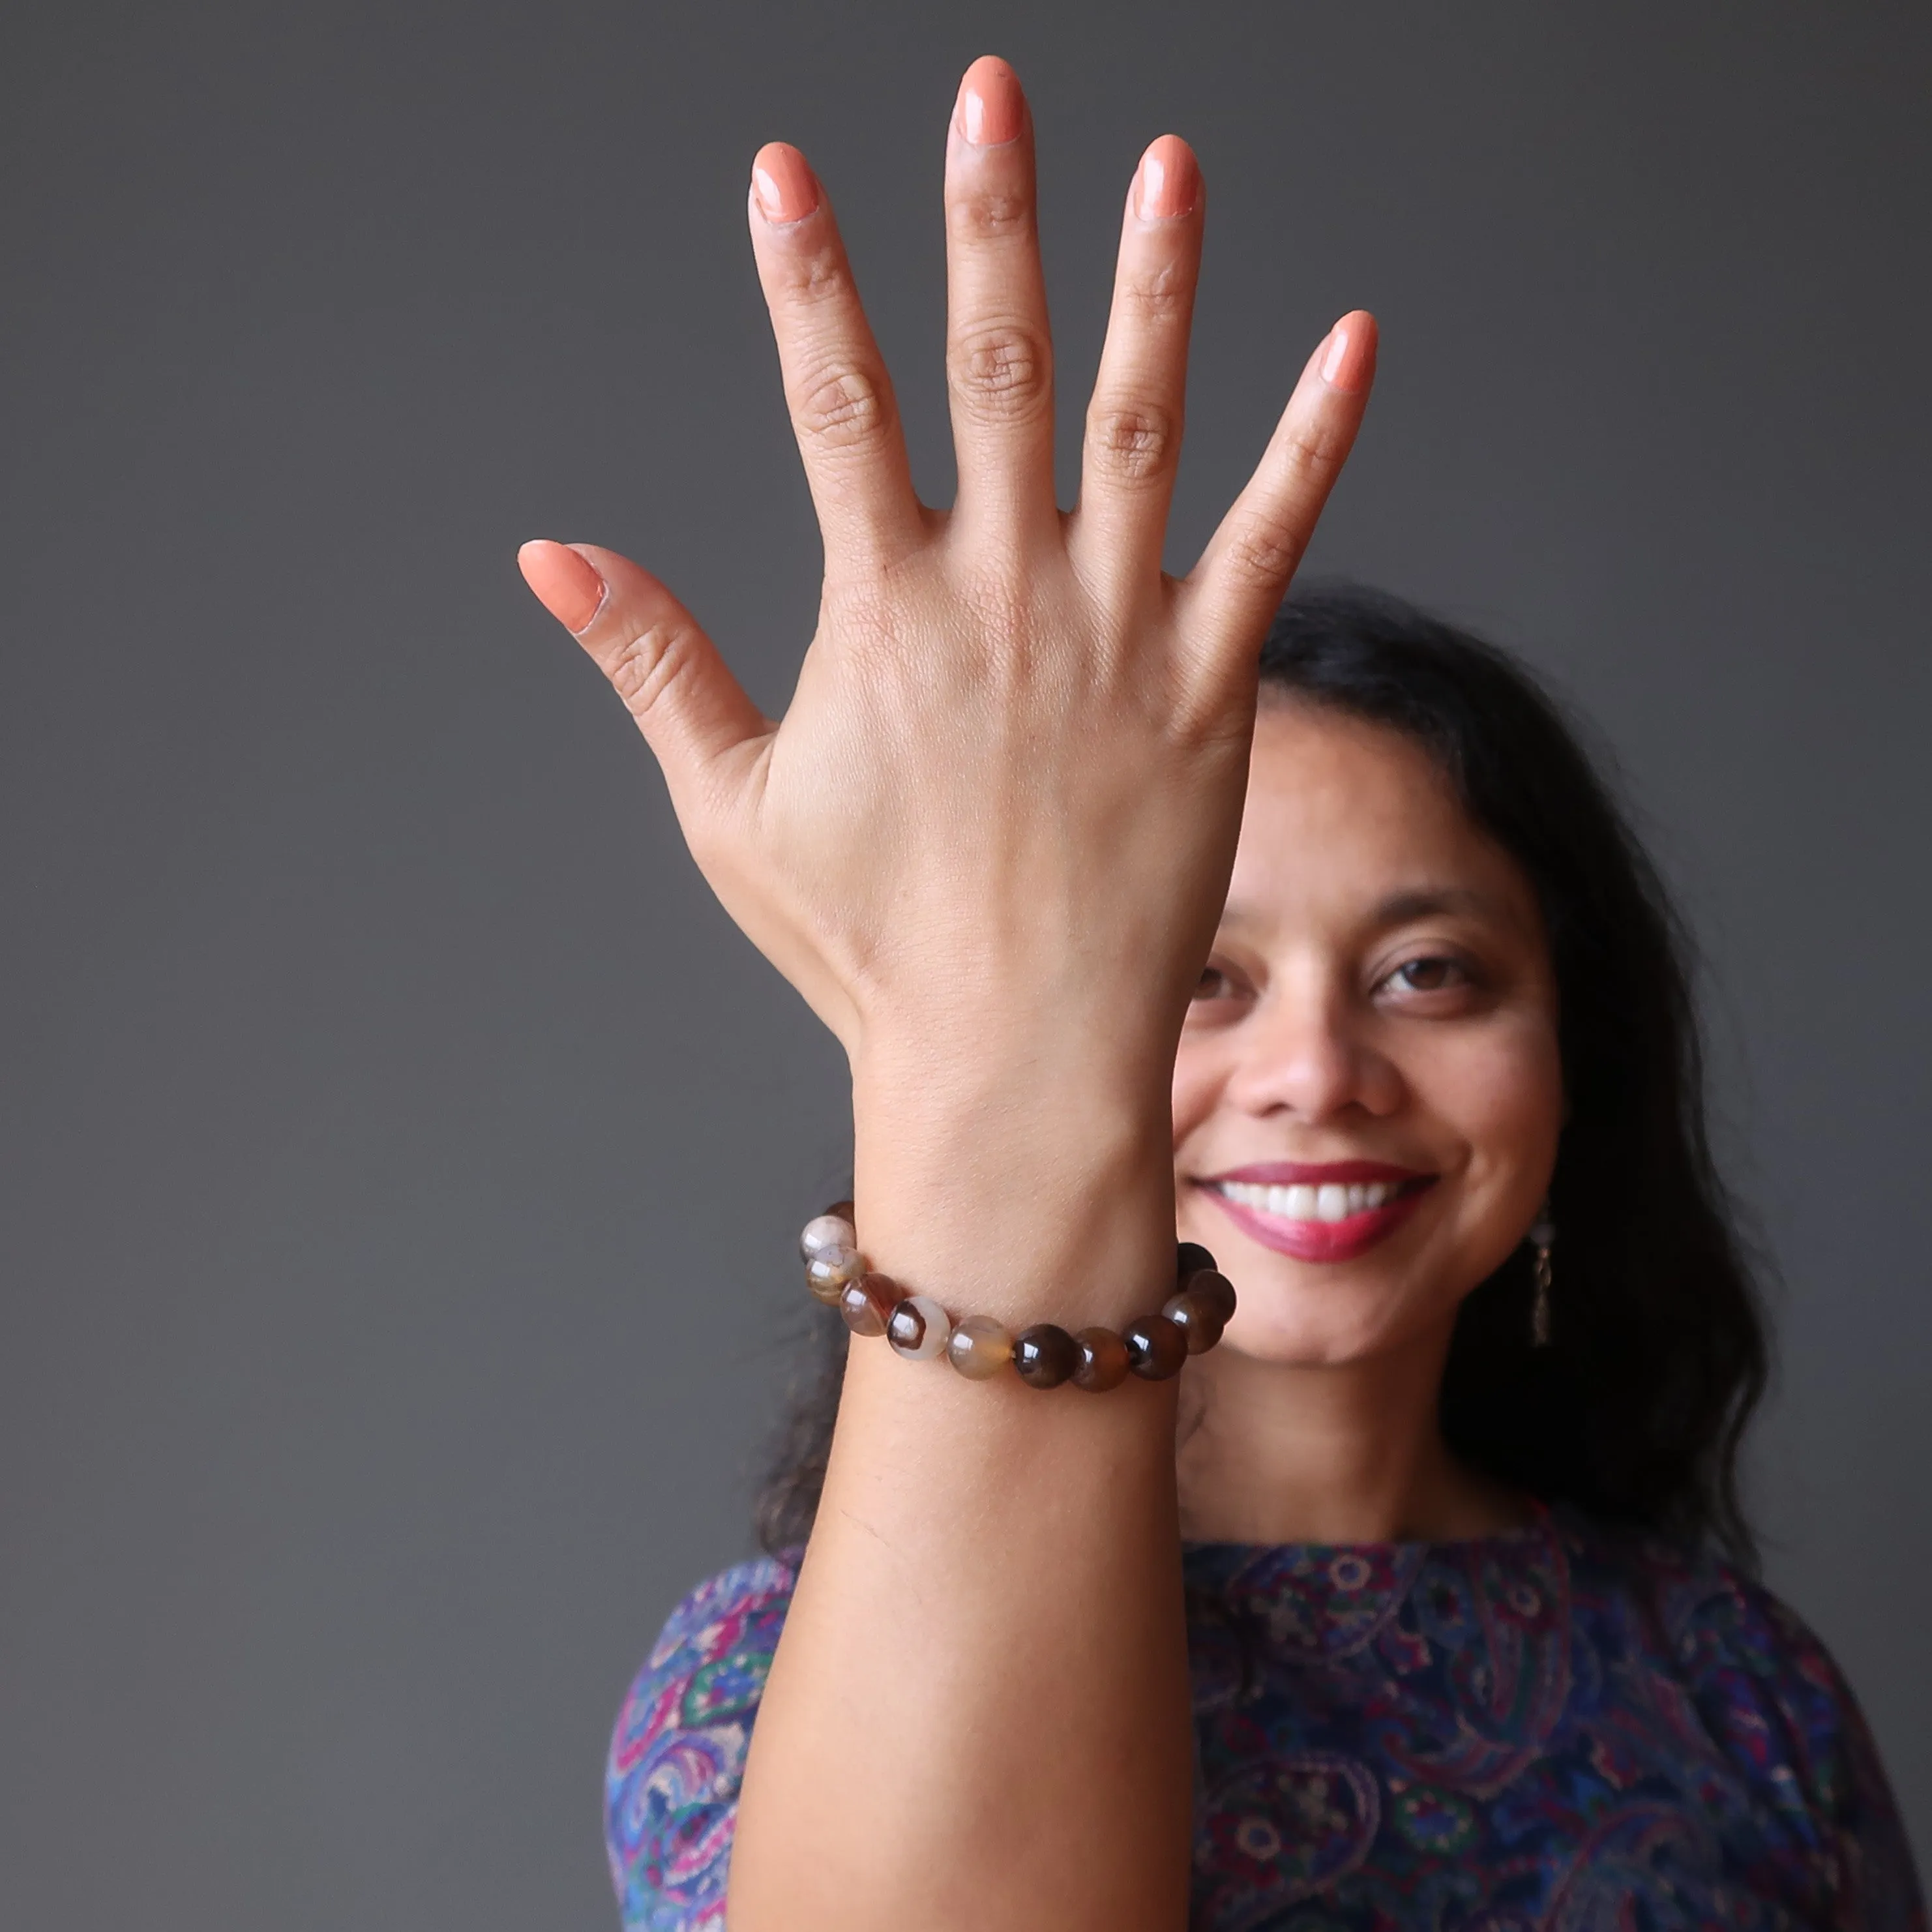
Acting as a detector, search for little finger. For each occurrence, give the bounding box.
[1180,312,1377,664]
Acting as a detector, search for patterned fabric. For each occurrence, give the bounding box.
[604,1507,1925,1931]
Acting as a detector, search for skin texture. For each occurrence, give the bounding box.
[520,52,1388,1932]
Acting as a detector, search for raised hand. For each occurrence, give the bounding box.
[520,57,1374,1103]
[520,55,1375,1932]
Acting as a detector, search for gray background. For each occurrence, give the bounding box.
[3,0,1927,1924]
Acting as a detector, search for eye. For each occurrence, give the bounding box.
[1193,964,1236,1001]
[1189,958,1253,1007]
[1380,954,1472,996]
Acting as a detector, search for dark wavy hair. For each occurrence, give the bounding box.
[755,584,1770,1566]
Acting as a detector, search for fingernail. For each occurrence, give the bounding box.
[518,540,607,634]
[957,54,1023,146]
[751,143,820,224]
[1319,312,1376,394]
[1134,135,1199,222]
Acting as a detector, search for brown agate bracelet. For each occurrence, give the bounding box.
[799,1202,1237,1391]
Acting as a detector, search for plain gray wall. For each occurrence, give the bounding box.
[3,1,1927,1924]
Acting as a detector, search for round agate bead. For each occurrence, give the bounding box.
[886,1293,953,1363]
[799,1213,859,1263]
[946,1315,1014,1380]
[805,1246,867,1305]
[1071,1326,1130,1393]
[1180,1268,1236,1326]
[839,1271,902,1338]
[1123,1313,1187,1380]
[1175,1240,1218,1285]
[1012,1324,1078,1390]
[1161,1286,1225,1356]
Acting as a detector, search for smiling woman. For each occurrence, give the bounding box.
[519,51,1926,1932]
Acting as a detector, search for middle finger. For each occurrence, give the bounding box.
[943,57,1057,542]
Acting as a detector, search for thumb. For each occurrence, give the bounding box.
[518,539,769,807]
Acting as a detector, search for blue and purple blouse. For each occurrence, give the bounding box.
[604,1504,1924,1929]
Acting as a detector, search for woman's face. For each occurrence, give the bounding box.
[1172,700,1564,1367]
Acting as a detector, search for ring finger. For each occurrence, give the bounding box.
[1069,135,1204,597]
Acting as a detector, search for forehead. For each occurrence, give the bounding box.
[1224,700,1541,938]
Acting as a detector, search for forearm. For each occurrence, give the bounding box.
[728,1052,1195,1932]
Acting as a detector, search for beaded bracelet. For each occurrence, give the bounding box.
[799,1201,1238,1391]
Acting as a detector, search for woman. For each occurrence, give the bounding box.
[520,56,1922,1932]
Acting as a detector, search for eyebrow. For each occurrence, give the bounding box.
[1219,885,1517,934]
[1371,886,1507,927]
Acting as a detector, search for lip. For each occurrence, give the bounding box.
[1208,1160,1429,1187]
[1195,1163,1438,1264]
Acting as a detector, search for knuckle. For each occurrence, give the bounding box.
[607,617,697,722]
[1279,411,1350,480]
[947,187,1034,246]
[774,239,855,306]
[1116,259,1191,326]
[947,323,1052,422]
[793,362,891,453]
[1223,511,1304,590]
[1085,398,1178,486]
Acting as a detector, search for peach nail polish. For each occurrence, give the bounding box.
[1319,312,1376,394]
[1135,135,1198,222]
[518,541,607,634]
[751,143,820,225]
[957,55,1023,146]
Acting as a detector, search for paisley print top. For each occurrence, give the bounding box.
[604,1506,1924,1930]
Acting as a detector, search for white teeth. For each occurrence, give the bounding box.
[1215,1178,1408,1221]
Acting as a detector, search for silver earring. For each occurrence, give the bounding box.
[1528,1206,1555,1348]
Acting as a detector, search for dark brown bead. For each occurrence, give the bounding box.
[1161,1288,1226,1356]
[1012,1324,1078,1390]
[825,1197,856,1226]
[1176,1241,1217,1285]
[838,1271,901,1338]
[1071,1326,1130,1392]
[1180,1268,1237,1325]
[1123,1314,1188,1380]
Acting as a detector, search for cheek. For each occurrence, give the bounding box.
[1425,1017,1564,1243]
[1170,1039,1221,1155]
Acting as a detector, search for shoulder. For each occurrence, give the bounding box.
[1561,1513,1925,1929]
[604,1551,801,1932]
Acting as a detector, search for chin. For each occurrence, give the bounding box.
[1213,1292,1417,1370]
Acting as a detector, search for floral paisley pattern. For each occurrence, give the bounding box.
[604,1506,1924,1930]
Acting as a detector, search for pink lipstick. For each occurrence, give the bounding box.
[1196,1161,1437,1264]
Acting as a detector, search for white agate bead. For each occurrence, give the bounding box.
[805,1245,867,1305]
[800,1213,859,1262]
[885,1293,953,1363]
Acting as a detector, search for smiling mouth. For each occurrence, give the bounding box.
[1198,1168,1438,1264]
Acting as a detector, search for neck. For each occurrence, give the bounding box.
[1174,1319,1534,1545]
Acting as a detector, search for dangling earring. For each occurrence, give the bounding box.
[1528,1206,1555,1347]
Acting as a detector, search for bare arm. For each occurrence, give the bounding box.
[521,55,1375,1932]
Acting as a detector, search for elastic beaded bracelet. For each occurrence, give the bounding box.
[798,1204,1237,1391]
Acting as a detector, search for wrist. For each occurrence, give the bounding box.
[847,1046,1178,1329]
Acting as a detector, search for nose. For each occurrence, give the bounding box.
[1220,971,1403,1123]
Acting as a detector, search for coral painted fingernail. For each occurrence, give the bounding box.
[518,541,607,634]
[957,55,1023,146]
[1134,135,1199,221]
[751,143,820,224]
[1318,312,1376,394]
